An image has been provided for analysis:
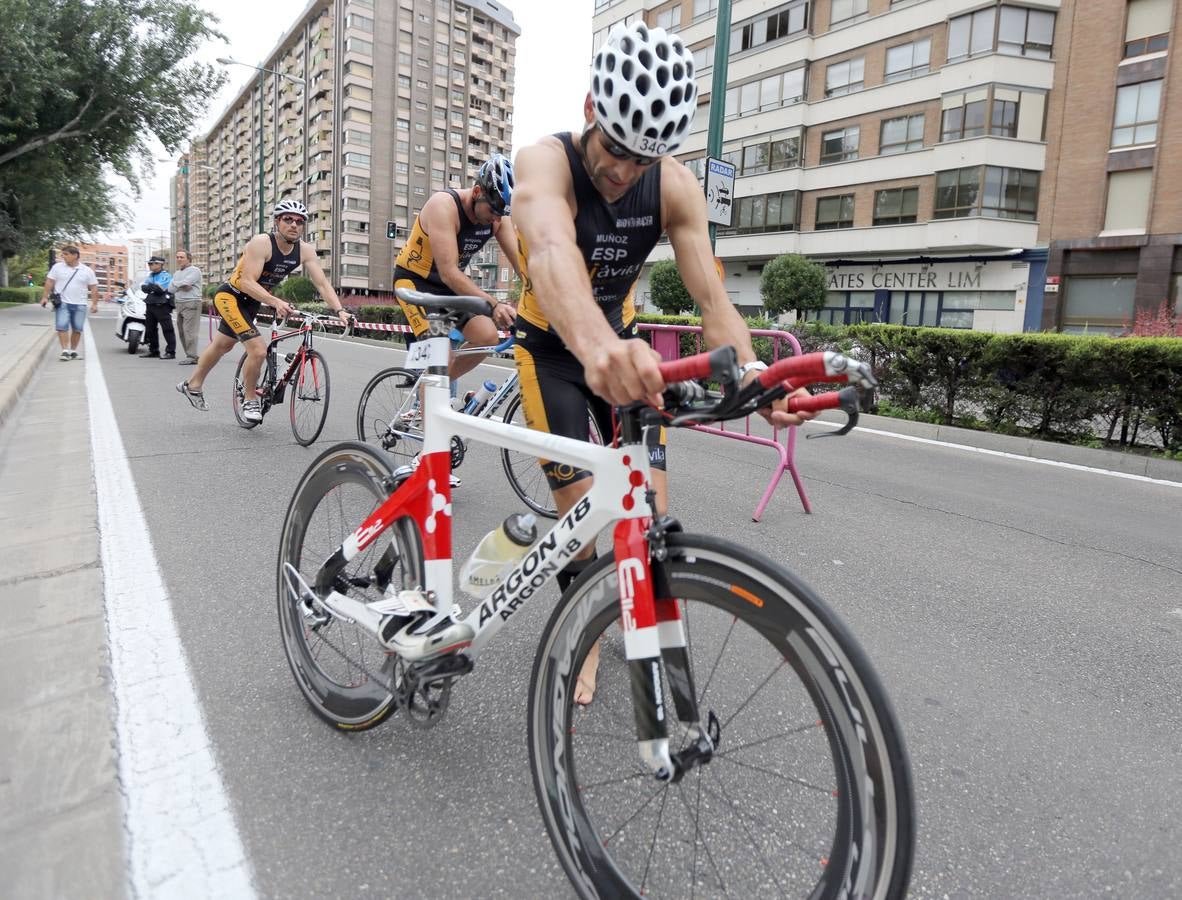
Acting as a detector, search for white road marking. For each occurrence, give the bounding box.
[805,419,1182,488]
[84,329,256,899]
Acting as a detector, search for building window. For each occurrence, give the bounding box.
[346,13,373,31]
[998,6,1055,57]
[947,7,996,61]
[1061,276,1137,334]
[655,5,681,31]
[941,96,987,140]
[345,37,373,55]
[990,97,1018,137]
[806,291,877,325]
[825,57,864,96]
[693,42,714,73]
[873,187,919,225]
[815,194,855,229]
[341,264,369,278]
[880,115,924,155]
[731,2,809,53]
[884,37,931,82]
[396,118,409,132]
[725,68,805,117]
[718,190,798,234]
[820,126,859,163]
[1112,80,1162,147]
[935,166,1040,220]
[830,0,868,25]
[1103,169,1153,232]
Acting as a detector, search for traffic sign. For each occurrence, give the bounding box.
[704,157,735,227]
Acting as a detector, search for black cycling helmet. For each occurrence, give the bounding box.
[476,153,514,215]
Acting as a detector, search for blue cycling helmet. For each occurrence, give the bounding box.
[476,153,514,215]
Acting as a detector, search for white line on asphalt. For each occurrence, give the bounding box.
[84,330,256,899]
[805,418,1182,488]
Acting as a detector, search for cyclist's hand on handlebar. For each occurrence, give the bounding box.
[271,297,294,318]
[336,308,355,328]
[490,299,516,330]
[747,373,818,429]
[584,336,665,409]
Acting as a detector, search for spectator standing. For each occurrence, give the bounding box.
[171,250,203,364]
[140,255,177,359]
[40,245,98,360]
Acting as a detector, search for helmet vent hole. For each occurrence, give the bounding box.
[643,125,658,139]
[660,121,675,141]
[673,40,684,56]
[656,43,669,61]
[677,114,689,134]
[604,78,614,97]
[621,37,633,54]
[597,101,608,119]
[656,65,669,88]
[619,93,631,115]
[670,86,682,106]
[651,99,666,119]
[593,75,600,94]
[613,121,627,140]
[633,111,645,133]
[686,60,694,78]
[637,24,649,40]
[635,73,650,96]
[595,55,603,71]
[621,59,632,80]
[672,62,683,82]
[638,49,653,70]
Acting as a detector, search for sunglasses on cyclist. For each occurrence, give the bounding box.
[278,215,306,226]
[597,125,659,167]
[476,193,507,217]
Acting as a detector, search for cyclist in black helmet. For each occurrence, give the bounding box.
[394,153,521,384]
[177,199,352,423]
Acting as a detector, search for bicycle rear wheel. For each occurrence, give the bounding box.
[290,349,331,446]
[500,394,602,518]
[528,533,914,900]
[232,351,272,429]
[356,367,422,468]
[276,441,422,730]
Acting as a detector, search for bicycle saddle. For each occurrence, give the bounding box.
[396,287,493,320]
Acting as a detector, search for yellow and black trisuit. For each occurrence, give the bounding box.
[214,234,302,341]
[514,132,667,491]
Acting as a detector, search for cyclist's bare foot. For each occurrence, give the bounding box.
[575,640,601,706]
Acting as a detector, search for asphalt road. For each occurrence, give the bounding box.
[90,310,1182,899]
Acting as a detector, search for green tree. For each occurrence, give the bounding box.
[760,253,828,319]
[274,275,318,304]
[648,259,693,315]
[0,0,226,282]
[5,249,50,286]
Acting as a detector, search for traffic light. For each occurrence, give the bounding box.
[386,220,398,239]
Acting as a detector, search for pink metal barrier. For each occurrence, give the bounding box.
[638,322,811,521]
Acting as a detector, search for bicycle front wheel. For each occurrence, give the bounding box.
[290,349,331,446]
[356,367,421,468]
[277,441,422,730]
[528,533,914,900]
[500,394,602,518]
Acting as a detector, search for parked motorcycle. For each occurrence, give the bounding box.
[112,281,148,354]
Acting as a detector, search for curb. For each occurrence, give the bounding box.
[0,323,53,430]
[817,409,1182,484]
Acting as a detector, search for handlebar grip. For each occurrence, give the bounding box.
[658,345,738,385]
[787,386,861,415]
[760,352,878,391]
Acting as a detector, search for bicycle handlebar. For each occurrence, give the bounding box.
[654,348,876,437]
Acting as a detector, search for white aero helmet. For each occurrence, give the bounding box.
[591,21,698,158]
[273,198,309,220]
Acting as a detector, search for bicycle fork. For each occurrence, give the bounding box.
[614,517,717,783]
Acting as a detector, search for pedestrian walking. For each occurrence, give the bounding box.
[140,255,177,359]
[40,245,99,360]
[171,250,203,364]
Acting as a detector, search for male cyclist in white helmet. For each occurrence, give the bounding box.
[511,21,816,703]
[176,199,352,423]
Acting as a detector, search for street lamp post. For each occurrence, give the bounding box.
[217,57,305,235]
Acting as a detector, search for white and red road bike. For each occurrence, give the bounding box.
[276,288,914,899]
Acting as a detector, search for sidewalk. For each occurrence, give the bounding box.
[0,324,126,899]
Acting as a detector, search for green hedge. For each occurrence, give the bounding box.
[0,287,40,304]
[638,314,1182,453]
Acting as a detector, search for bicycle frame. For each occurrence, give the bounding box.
[311,328,700,779]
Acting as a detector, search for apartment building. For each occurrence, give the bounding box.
[183,0,519,297]
[596,0,1069,332]
[1040,0,1179,332]
[78,243,129,297]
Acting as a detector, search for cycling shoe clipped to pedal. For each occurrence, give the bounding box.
[377,591,473,660]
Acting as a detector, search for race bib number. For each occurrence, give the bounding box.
[405,337,449,370]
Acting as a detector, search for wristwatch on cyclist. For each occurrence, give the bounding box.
[739,360,768,380]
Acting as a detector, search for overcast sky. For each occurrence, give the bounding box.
[106,0,593,245]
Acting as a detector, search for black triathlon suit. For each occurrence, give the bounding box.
[394,189,494,337]
[514,132,666,491]
[214,233,302,341]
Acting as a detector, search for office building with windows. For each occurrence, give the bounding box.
[183,0,519,297]
[77,243,129,298]
[595,0,1073,332]
[1040,0,1179,332]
